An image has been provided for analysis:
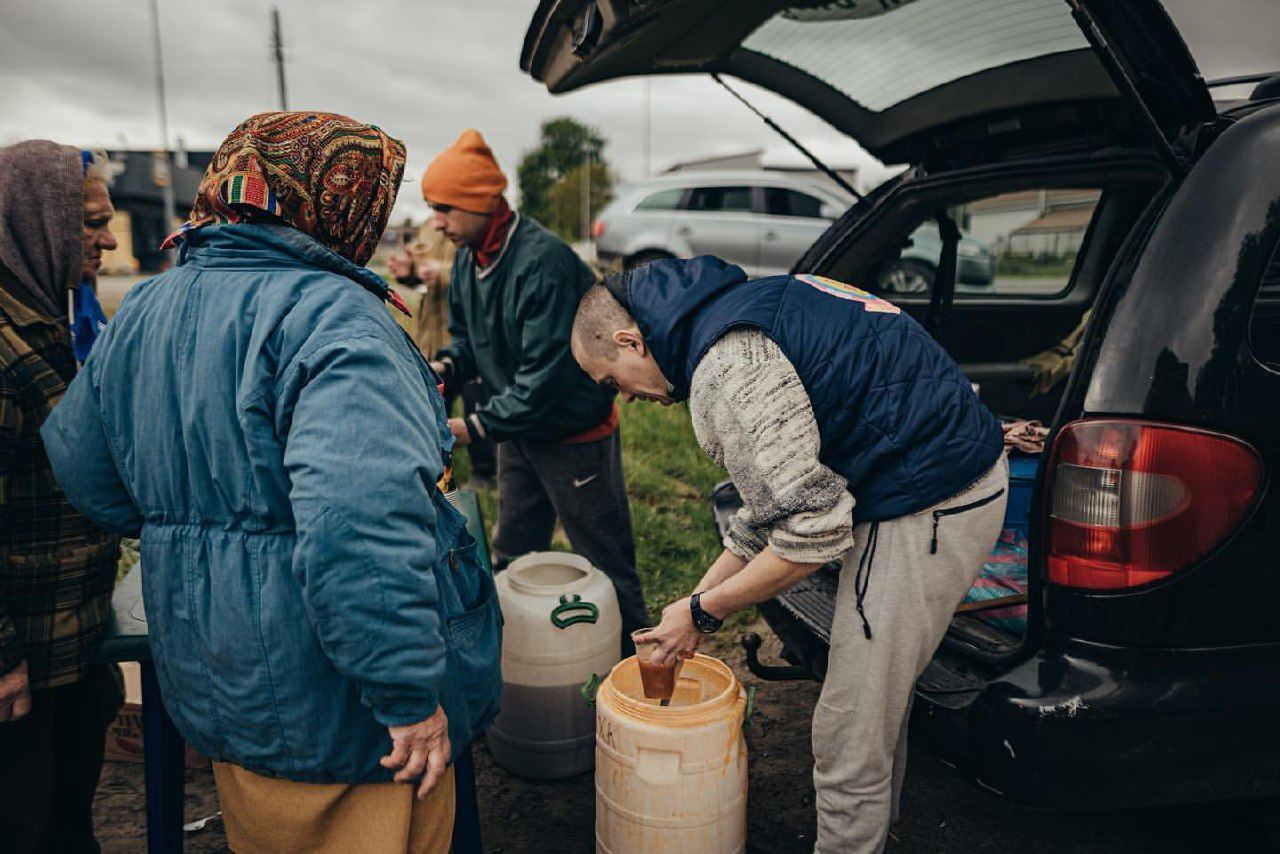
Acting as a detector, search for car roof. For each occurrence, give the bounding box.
[621,170,850,200]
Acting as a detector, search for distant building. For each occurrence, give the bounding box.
[963,189,1101,258]
[99,149,212,274]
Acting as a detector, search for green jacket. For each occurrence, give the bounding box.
[436,216,615,442]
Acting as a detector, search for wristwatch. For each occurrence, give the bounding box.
[690,592,723,634]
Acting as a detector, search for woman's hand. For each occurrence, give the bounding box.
[637,597,703,666]
[381,705,451,800]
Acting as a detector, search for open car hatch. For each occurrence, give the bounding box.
[520,0,1217,164]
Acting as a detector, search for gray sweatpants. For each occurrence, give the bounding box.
[491,433,651,649]
[812,456,1009,853]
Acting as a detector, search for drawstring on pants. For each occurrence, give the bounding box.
[853,521,879,640]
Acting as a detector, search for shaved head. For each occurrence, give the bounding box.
[571,279,675,405]
[573,282,636,362]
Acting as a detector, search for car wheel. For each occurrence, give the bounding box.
[625,250,675,270]
[878,259,935,294]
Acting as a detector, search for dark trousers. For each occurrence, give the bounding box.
[0,664,123,854]
[492,432,650,653]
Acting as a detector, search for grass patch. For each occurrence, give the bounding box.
[453,401,748,630]
[996,253,1077,278]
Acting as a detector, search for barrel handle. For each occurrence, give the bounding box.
[743,684,757,733]
[581,672,601,708]
[551,593,599,629]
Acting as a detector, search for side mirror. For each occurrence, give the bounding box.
[820,202,844,220]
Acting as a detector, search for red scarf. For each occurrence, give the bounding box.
[474,198,515,269]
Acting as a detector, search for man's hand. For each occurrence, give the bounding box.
[380,705,451,800]
[387,252,417,286]
[447,417,472,447]
[0,660,32,723]
[636,597,702,666]
[415,259,442,289]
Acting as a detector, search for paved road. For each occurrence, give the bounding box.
[96,274,146,315]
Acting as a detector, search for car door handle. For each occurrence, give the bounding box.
[677,226,692,237]
[764,230,779,241]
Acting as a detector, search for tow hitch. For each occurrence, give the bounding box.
[741,632,817,682]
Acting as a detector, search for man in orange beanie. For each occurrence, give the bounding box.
[424,130,649,652]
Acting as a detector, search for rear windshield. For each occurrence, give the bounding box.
[743,0,1090,112]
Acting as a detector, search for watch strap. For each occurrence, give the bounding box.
[690,592,723,634]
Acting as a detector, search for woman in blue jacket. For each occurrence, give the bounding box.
[41,112,500,854]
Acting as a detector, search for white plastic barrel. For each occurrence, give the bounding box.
[488,551,621,780]
[593,654,749,854]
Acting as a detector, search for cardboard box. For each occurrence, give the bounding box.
[104,661,209,769]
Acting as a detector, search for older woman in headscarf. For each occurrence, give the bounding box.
[0,140,123,853]
[41,113,501,854]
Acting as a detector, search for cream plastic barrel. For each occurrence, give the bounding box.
[593,654,749,854]
[489,551,621,780]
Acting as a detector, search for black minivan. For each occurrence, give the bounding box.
[521,0,1280,808]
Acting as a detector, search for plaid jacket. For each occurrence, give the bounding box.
[0,283,119,690]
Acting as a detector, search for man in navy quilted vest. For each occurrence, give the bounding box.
[571,255,1008,854]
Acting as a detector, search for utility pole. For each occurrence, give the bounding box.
[271,7,289,110]
[149,0,177,261]
[643,77,652,177]
[581,140,592,245]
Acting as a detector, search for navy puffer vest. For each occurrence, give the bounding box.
[622,256,1003,522]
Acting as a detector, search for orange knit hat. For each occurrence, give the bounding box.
[420,129,508,214]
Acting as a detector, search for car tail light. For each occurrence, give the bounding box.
[1046,420,1263,590]
[591,219,608,239]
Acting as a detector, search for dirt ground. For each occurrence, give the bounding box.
[93,624,1276,853]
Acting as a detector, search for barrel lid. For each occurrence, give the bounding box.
[506,551,596,596]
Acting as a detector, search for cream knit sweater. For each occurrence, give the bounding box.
[689,328,855,565]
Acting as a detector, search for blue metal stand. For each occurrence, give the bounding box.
[451,741,484,853]
[140,660,185,853]
[450,491,489,854]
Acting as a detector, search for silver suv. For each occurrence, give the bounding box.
[593,171,850,277]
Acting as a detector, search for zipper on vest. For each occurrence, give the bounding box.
[930,488,1006,554]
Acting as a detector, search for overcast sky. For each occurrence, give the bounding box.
[1,1,1275,224]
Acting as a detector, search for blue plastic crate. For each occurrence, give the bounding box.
[1004,454,1039,537]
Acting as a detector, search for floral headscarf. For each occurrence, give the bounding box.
[165,112,406,267]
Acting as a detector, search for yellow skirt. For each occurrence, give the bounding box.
[212,761,455,854]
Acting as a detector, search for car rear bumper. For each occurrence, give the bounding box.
[757,596,1280,809]
[940,632,1280,809]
